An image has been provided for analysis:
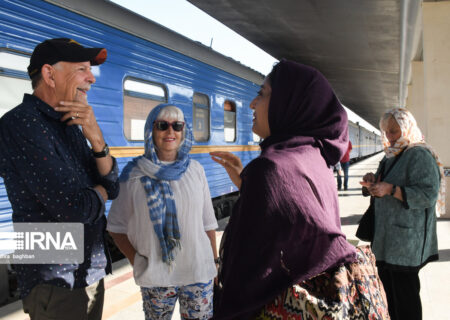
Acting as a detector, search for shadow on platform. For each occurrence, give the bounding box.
[340,214,362,226]
[338,192,364,197]
[438,249,450,262]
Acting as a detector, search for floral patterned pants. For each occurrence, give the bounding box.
[141,280,213,320]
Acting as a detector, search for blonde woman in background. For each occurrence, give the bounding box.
[361,108,444,320]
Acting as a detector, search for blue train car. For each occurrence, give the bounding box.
[348,120,383,162]
[0,0,383,232]
[0,0,266,231]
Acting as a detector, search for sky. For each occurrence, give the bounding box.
[110,0,277,75]
[110,0,380,134]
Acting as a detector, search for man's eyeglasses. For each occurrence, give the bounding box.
[154,120,185,132]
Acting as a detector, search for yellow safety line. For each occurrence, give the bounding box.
[110,145,260,158]
[109,147,144,158]
[110,144,379,158]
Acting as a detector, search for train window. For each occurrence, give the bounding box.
[123,78,166,141]
[224,100,236,142]
[193,93,210,142]
[0,51,29,73]
[0,50,32,117]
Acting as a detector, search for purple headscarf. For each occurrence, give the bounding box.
[214,60,356,319]
[267,60,349,166]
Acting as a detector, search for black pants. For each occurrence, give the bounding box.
[22,279,105,320]
[378,266,421,320]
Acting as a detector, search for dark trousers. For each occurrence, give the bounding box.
[337,161,350,189]
[22,279,105,320]
[378,267,422,320]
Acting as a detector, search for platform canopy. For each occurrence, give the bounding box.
[187,0,424,127]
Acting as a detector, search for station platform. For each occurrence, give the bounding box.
[0,153,449,319]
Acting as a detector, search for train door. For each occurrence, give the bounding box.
[0,49,32,303]
[192,92,210,142]
[0,50,32,231]
[224,99,236,142]
[357,122,362,158]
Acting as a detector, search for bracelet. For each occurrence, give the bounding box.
[390,185,396,196]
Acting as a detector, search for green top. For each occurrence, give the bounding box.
[372,146,440,268]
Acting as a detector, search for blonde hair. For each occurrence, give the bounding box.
[379,108,446,216]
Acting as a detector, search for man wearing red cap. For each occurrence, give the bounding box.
[0,38,119,319]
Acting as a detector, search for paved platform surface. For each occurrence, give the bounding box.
[1,153,449,319]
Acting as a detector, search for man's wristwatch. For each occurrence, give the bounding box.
[390,184,397,196]
[92,144,110,158]
[214,257,221,265]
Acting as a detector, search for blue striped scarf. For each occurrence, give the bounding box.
[120,104,193,266]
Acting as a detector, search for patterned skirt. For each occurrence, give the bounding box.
[254,246,390,320]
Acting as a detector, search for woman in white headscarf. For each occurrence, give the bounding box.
[361,108,444,320]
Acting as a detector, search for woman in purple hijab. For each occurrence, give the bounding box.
[210,60,389,319]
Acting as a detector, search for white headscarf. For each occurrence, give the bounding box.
[380,108,445,216]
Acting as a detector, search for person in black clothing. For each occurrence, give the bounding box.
[0,38,119,320]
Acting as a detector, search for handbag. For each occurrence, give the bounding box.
[355,150,404,242]
[356,197,374,242]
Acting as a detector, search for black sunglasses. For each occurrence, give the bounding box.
[154,120,185,132]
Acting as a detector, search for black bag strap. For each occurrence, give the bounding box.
[379,150,405,182]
